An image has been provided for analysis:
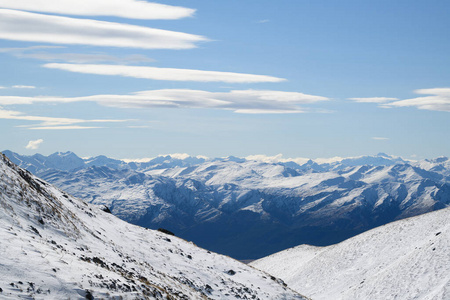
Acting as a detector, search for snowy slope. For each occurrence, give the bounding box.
[0,153,306,299]
[251,208,450,300]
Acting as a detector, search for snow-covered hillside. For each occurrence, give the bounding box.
[0,153,306,299]
[251,208,450,300]
[4,150,450,260]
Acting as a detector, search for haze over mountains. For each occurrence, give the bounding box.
[4,150,450,259]
[0,153,305,299]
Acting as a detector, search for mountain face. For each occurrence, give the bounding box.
[250,207,450,300]
[0,153,305,299]
[4,150,450,260]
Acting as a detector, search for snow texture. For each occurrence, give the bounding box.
[251,207,450,300]
[0,153,306,299]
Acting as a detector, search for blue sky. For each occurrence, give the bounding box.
[0,0,449,160]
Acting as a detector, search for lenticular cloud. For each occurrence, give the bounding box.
[0,9,206,49]
[0,0,195,20]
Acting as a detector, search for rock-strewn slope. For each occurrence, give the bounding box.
[0,153,305,299]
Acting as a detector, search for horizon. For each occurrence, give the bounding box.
[4,149,448,165]
[1,1,450,160]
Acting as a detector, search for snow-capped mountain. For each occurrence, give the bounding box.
[0,153,306,299]
[4,150,450,260]
[250,207,450,300]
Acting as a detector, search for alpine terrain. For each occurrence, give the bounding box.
[251,207,450,300]
[4,150,450,259]
[0,153,306,299]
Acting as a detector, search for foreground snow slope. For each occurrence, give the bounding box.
[0,154,305,300]
[251,207,450,300]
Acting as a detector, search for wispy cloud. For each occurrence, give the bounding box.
[0,46,155,64]
[24,52,154,64]
[28,126,102,130]
[245,154,309,165]
[349,97,398,103]
[25,138,43,149]
[0,85,37,89]
[12,85,35,89]
[0,9,206,49]
[43,63,286,83]
[127,125,152,129]
[0,46,65,53]
[372,137,389,140]
[350,88,450,112]
[0,0,195,20]
[257,19,270,24]
[386,88,450,112]
[0,107,125,129]
[0,89,328,114]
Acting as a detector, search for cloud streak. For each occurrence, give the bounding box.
[0,46,155,64]
[43,63,286,83]
[0,89,329,114]
[0,107,125,129]
[349,97,398,103]
[0,9,206,49]
[372,137,389,140]
[12,85,35,89]
[350,88,450,112]
[23,52,154,64]
[0,0,195,20]
[386,88,450,112]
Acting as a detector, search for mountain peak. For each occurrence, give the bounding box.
[376,152,390,157]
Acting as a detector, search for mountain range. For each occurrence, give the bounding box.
[4,150,450,259]
[0,153,305,299]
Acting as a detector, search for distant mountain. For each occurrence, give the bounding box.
[4,150,450,259]
[0,153,305,299]
[1,150,207,173]
[251,207,450,300]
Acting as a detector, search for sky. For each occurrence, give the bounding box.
[0,0,449,160]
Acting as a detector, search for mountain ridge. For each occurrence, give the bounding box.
[4,150,450,259]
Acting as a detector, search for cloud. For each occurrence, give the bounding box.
[43,63,285,83]
[12,85,35,89]
[386,88,450,112]
[0,46,155,64]
[348,97,398,103]
[25,138,43,149]
[0,86,5,89]
[257,20,270,24]
[20,53,155,64]
[0,89,329,114]
[372,137,389,140]
[350,88,450,113]
[0,0,195,20]
[0,9,206,49]
[0,107,125,129]
[28,126,101,130]
[127,125,152,128]
[245,154,310,165]
[0,46,65,53]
